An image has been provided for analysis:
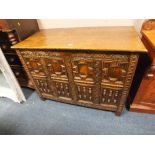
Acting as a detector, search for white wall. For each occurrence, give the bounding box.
[134,19,145,35]
[37,19,134,28]
[37,19,144,35]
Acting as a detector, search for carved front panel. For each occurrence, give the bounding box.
[24,57,46,77]
[44,52,72,100]
[76,84,94,103]
[45,53,68,80]
[71,54,96,103]
[72,57,94,83]
[54,81,71,100]
[100,87,122,105]
[20,51,53,96]
[100,55,130,105]
[18,50,139,115]
[33,78,53,95]
[71,53,131,105]
[101,55,129,87]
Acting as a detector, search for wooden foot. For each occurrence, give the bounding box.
[115,111,121,116]
[41,97,46,101]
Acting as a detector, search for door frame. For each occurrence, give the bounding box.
[0,48,26,103]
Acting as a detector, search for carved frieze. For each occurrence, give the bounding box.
[20,50,49,58]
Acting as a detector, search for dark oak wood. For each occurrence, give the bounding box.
[0,19,10,29]
[0,19,39,88]
[12,27,147,116]
[12,27,147,52]
[130,20,155,114]
[6,19,39,41]
[0,19,39,41]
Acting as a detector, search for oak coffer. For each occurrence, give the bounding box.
[12,27,147,116]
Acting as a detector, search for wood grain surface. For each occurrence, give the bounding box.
[130,19,155,114]
[12,27,147,52]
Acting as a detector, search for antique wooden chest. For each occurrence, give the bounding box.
[12,27,147,115]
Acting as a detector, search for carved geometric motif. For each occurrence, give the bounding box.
[76,84,94,103]
[70,54,96,103]
[70,53,131,105]
[20,50,49,58]
[43,52,71,100]
[54,81,72,100]
[71,58,94,83]
[101,55,129,87]
[100,87,122,105]
[100,55,130,105]
[23,57,46,77]
[33,78,53,95]
[19,50,138,115]
[45,58,68,80]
